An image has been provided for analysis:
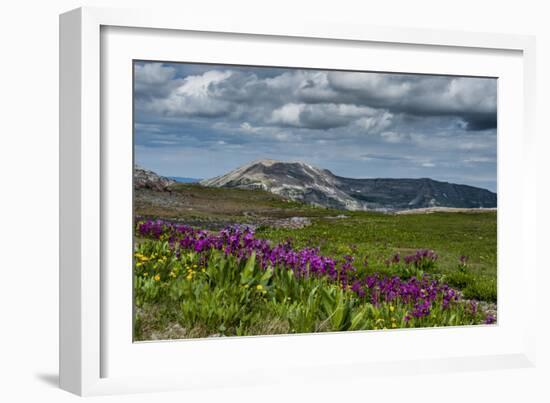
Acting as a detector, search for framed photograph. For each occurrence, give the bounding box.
[60,6,537,396]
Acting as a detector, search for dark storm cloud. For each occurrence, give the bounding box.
[134,63,496,133]
[133,62,497,191]
[462,113,498,131]
[325,72,496,130]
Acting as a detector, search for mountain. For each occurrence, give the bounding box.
[134,165,176,191]
[200,159,497,211]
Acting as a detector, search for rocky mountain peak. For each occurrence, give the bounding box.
[200,160,497,211]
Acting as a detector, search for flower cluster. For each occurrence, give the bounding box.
[349,274,458,318]
[136,219,493,323]
[403,249,438,266]
[138,220,343,280]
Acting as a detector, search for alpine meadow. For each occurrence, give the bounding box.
[133,61,497,340]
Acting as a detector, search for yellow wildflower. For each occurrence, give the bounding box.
[256,284,264,291]
[154,274,161,281]
[389,306,395,312]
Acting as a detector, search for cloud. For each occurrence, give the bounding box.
[380,131,411,143]
[133,62,497,191]
[326,72,496,130]
[135,64,496,133]
[269,103,390,131]
[134,63,180,99]
[145,70,236,118]
[463,156,496,164]
[361,153,407,161]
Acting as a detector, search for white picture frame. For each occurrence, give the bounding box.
[59,6,537,396]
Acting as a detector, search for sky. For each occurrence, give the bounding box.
[134,61,497,192]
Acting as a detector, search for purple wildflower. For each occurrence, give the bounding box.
[136,219,464,316]
[484,314,496,324]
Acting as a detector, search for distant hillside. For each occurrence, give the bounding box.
[200,159,497,211]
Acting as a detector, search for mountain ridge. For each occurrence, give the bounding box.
[200,159,497,211]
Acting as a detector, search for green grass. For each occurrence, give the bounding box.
[134,185,497,339]
[135,183,331,224]
[137,185,497,300]
[256,211,497,302]
[134,245,489,340]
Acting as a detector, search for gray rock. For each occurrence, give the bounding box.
[271,216,312,229]
[134,165,176,191]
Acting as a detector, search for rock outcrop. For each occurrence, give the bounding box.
[134,165,175,191]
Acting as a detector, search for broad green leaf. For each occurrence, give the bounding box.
[240,252,256,284]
